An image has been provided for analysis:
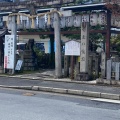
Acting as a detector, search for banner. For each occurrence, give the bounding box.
[4,35,15,69]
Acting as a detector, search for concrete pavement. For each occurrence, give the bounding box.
[0,70,120,100]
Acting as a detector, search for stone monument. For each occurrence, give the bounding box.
[76,22,89,81]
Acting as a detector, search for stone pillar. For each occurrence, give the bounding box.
[70,56,74,79]
[95,55,99,78]
[54,11,62,78]
[101,52,106,78]
[88,55,93,79]
[78,22,89,81]
[64,55,69,77]
[106,59,112,80]
[74,57,79,79]
[115,62,120,80]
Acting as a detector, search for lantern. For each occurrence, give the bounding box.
[44,14,48,24]
[65,16,73,27]
[38,17,46,29]
[50,16,54,28]
[98,12,107,25]
[82,14,89,22]
[90,12,98,26]
[111,14,116,27]
[25,17,30,29]
[60,17,65,28]
[36,16,39,28]
[73,15,81,27]
[20,15,23,24]
[115,16,120,28]
[7,16,12,30]
[17,15,24,29]
[22,16,27,29]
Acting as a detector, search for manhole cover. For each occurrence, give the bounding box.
[23,92,35,96]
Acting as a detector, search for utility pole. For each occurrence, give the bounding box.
[54,10,62,78]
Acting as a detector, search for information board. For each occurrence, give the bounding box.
[4,35,15,69]
[65,40,80,56]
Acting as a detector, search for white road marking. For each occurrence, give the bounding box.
[91,98,120,104]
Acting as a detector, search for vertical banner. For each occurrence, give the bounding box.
[4,35,15,69]
[80,22,89,73]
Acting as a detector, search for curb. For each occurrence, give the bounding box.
[0,85,120,100]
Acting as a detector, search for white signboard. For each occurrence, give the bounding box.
[15,60,23,70]
[65,40,80,56]
[4,35,15,69]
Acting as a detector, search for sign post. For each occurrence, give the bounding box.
[65,40,80,79]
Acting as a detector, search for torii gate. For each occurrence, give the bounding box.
[0,0,75,77]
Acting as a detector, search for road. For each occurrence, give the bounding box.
[0,77,120,94]
[0,88,119,120]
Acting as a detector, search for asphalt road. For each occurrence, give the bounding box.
[0,88,120,120]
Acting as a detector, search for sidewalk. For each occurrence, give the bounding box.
[0,70,120,100]
[0,69,97,84]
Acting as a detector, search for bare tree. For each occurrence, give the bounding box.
[105,0,120,15]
